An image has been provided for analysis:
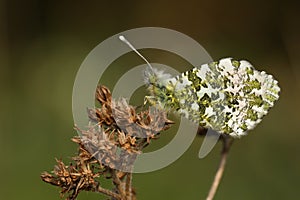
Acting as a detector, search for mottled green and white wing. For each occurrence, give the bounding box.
[145,58,280,137]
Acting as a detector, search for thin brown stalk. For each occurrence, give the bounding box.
[94,184,122,200]
[112,169,126,198]
[125,173,133,200]
[206,136,233,200]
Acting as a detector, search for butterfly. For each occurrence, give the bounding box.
[119,35,280,138]
[144,58,280,137]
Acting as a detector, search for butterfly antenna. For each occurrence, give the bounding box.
[118,35,154,71]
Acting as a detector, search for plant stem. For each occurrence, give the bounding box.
[125,173,133,200]
[112,169,126,198]
[206,136,233,200]
[94,184,122,200]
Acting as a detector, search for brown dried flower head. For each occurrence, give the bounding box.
[41,85,173,200]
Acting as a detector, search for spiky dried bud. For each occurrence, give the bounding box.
[41,158,100,199]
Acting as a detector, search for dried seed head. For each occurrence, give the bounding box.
[41,85,174,199]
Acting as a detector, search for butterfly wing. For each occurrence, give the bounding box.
[145,58,280,137]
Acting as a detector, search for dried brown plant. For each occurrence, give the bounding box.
[41,85,173,200]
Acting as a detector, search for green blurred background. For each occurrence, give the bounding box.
[1,0,300,199]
